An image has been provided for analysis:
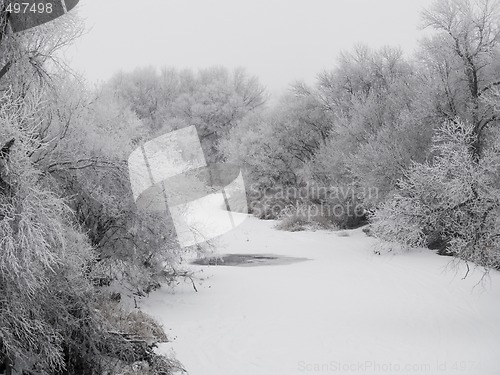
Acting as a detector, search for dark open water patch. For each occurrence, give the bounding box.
[191,253,309,267]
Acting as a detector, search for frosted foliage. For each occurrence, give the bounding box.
[373,121,500,268]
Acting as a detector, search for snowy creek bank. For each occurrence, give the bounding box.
[141,217,500,375]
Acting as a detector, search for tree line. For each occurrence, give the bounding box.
[223,0,500,270]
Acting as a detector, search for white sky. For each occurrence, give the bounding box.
[63,0,436,97]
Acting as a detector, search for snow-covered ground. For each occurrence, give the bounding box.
[141,217,500,375]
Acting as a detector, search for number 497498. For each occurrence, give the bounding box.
[5,2,53,14]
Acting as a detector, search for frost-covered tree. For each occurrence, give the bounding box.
[0,88,181,375]
[420,0,500,158]
[372,120,500,269]
[222,90,333,189]
[0,6,181,374]
[0,91,119,374]
[304,46,433,207]
[108,66,267,163]
[346,111,433,206]
[34,76,187,297]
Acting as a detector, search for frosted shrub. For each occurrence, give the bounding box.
[372,121,500,269]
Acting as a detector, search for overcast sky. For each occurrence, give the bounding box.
[64,0,436,98]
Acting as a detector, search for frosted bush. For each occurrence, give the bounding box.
[372,121,500,269]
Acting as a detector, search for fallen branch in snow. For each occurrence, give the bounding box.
[162,268,199,292]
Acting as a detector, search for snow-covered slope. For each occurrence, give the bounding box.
[141,217,500,375]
